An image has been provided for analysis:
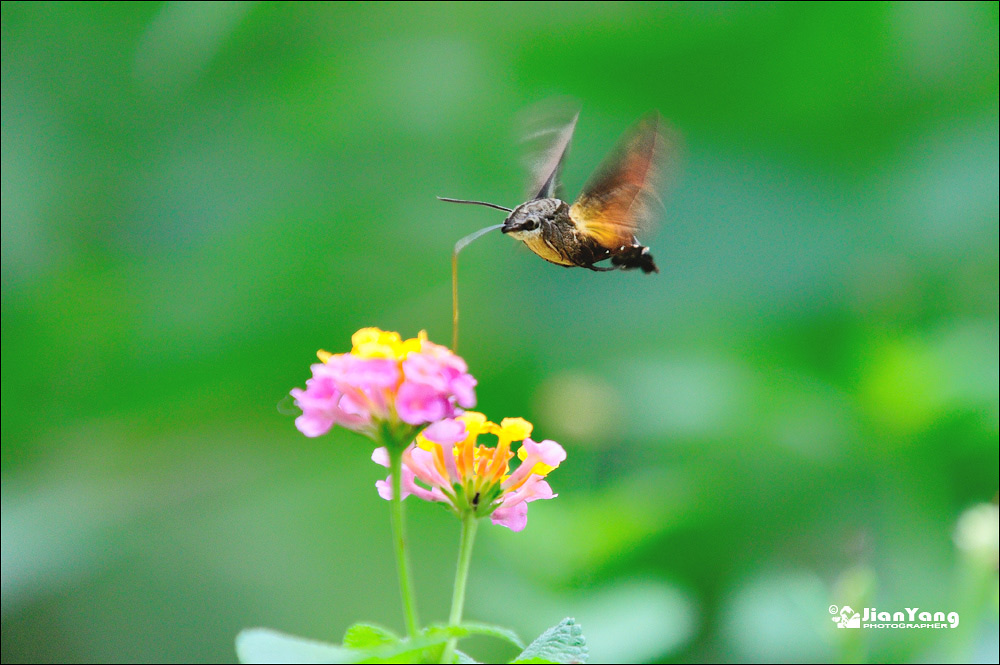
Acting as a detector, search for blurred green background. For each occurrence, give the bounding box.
[2,2,998,663]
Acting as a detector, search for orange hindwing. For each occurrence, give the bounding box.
[569,112,666,250]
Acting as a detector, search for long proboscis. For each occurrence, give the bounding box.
[451,223,503,352]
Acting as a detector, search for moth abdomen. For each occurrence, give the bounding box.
[610,245,658,273]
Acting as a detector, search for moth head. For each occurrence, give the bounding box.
[502,198,565,236]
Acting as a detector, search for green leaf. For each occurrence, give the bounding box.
[342,623,399,650]
[365,641,443,664]
[236,622,522,664]
[453,649,479,664]
[425,622,525,650]
[512,618,588,664]
[236,628,357,664]
[237,626,453,664]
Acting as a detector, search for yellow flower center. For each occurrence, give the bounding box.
[350,327,428,360]
[415,411,535,491]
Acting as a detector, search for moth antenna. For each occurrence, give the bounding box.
[437,197,513,213]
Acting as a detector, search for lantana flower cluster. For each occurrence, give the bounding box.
[291,327,564,531]
[373,411,566,531]
[291,328,476,441]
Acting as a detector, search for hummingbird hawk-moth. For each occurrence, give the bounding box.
[441,110,666,273]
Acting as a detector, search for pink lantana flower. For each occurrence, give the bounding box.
[372,412,565,531]
[290,328,477,442]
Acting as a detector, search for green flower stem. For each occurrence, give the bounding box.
[441,511,479,664]
[388,446,420,638]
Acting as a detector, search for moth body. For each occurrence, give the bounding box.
[502,198,657,273]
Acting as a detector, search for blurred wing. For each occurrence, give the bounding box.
[570,112,666,249]
[518,100,580,200]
